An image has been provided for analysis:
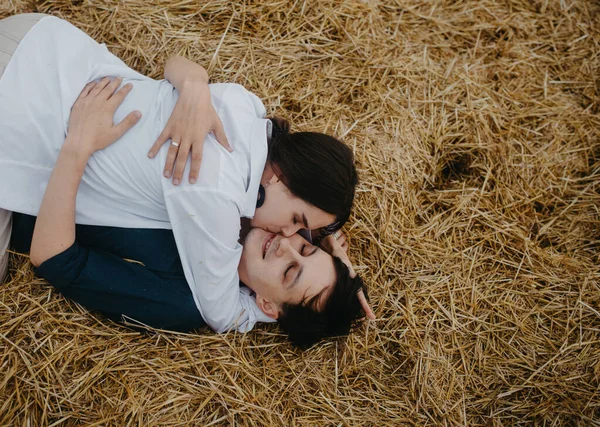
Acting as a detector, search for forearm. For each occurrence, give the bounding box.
[30,76,140,266]
[30,138,91,267]
[164,56,209,91]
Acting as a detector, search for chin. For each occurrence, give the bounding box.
[244,227,266,246]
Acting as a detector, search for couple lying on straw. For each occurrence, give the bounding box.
[0,14,374,347]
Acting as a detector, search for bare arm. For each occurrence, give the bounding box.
[164,56,209,89]
[31,78,141,266]
[29,143,87,267]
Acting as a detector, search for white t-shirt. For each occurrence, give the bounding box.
[0,16,275,333]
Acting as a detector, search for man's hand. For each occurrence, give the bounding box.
[320,231,376,320]
[147,79,231,186]
[320,231,355,276]
[31,77,141,267]
[68,77,141,155]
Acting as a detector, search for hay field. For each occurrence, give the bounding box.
[1,0,599,425]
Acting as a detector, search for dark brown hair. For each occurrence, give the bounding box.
[267,117,358,231]
[278,256,367,348]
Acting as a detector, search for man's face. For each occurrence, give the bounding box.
[238,228,336,319]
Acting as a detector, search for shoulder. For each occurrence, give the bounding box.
[209,83,266,119]
[165,186,241,215]
[27,15,93,44]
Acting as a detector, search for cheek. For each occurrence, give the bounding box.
[252,210,274,230]
[254,201,283,227]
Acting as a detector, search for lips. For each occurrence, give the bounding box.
[262,233,276,259]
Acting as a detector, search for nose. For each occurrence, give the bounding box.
[281,224,302,237]
[275,236,293,257]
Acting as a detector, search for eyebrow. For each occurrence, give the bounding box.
[302,213,309,229]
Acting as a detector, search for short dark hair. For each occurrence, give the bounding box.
[267,117,358,230]
[278,256,367,348]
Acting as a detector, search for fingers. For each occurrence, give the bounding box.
[108,80,132,106]
[338,251,357,278]
[149,127,170,158]
[357,289,376,320]
[78,81,97,100]
[78,77,124,104]
[348,264,357,278]
[336,232,348,250]
[188,143,203,184]
[90,76,112,96]
[103,77,123,100]
[319,235,335,254]
[114,110,142,139]
[212,118,233,152]
[163,137,180,179]
[321,232,350,254]
[171,140,190,185]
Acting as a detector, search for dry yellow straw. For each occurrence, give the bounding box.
[1,0,599,424]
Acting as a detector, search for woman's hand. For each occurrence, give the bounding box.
[147,80,232,185]
[68,77,141,155]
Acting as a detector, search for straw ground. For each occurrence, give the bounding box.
[1,0,599,425]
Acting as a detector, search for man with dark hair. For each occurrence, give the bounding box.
[11,213,368,348]
[279,256,367,348]
[238,228,368,347]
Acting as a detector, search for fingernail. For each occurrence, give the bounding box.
[148,151,154,158]
[173,179,180,186]
[227,146,234,153]
[134,111,141,118]
[190,178,196,184]
[164,171,171,178]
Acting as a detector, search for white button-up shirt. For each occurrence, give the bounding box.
[0,16,275,332]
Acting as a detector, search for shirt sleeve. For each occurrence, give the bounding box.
[35,242,90,287]
[34,241,206,332]
[164,187,273,333]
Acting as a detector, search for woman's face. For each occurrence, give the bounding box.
[250,177,336,237]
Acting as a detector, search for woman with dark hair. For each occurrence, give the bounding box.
[0,14,373,342]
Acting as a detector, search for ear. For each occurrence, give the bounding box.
[261,162,278,185]
[255,294,280,320]
[267,173,280,185]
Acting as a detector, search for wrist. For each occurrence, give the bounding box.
[62,136,94,163]
[165,56,209,89]
[181,72,209,90]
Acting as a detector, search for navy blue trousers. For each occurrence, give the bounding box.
[10,213,206,332]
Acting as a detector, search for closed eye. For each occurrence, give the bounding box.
[305,246,318,257]
[284,264,293,279]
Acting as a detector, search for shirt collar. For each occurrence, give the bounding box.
[241,118,269,217]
